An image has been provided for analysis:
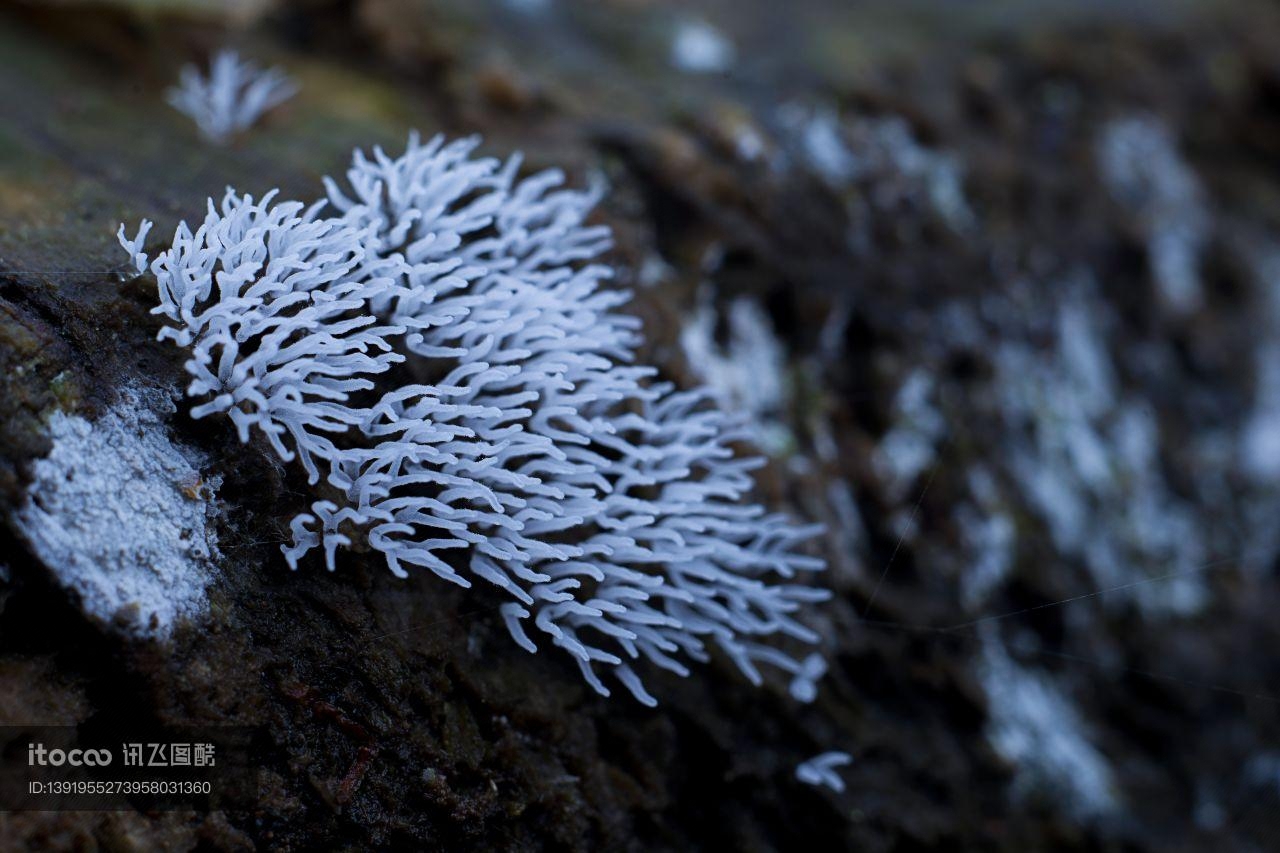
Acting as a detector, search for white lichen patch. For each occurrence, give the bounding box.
[680,293,792,454]
[955,468,1015,609]
[995,282,1207,616]
[15,388,220,639]
[1241,341,1280,482]
[1232,244,1280,576]
[872,369,945,503]
[848,116,973,230]
[1097,115,1208,316]
[775,104,856,186]
[670,19,735,74]
[978,632,1118,821]
[1241,247,1280,483]
[775,107,973,230]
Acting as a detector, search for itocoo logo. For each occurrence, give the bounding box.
[27,743,112,766]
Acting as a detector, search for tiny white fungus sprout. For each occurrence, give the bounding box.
[795,751,852,793]
[167,49,298,143]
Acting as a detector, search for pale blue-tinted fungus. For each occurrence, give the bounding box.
[168,49,297,143]
[795,751,852,793]
[120,134,830,704]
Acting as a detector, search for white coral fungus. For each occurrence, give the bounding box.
[167,49,297,143]
[795,751,852,793]
[119,133,829,705]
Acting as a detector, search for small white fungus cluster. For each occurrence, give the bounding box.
[119,134,829,705]
[167,49,297,143]
[795,750,852,793]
